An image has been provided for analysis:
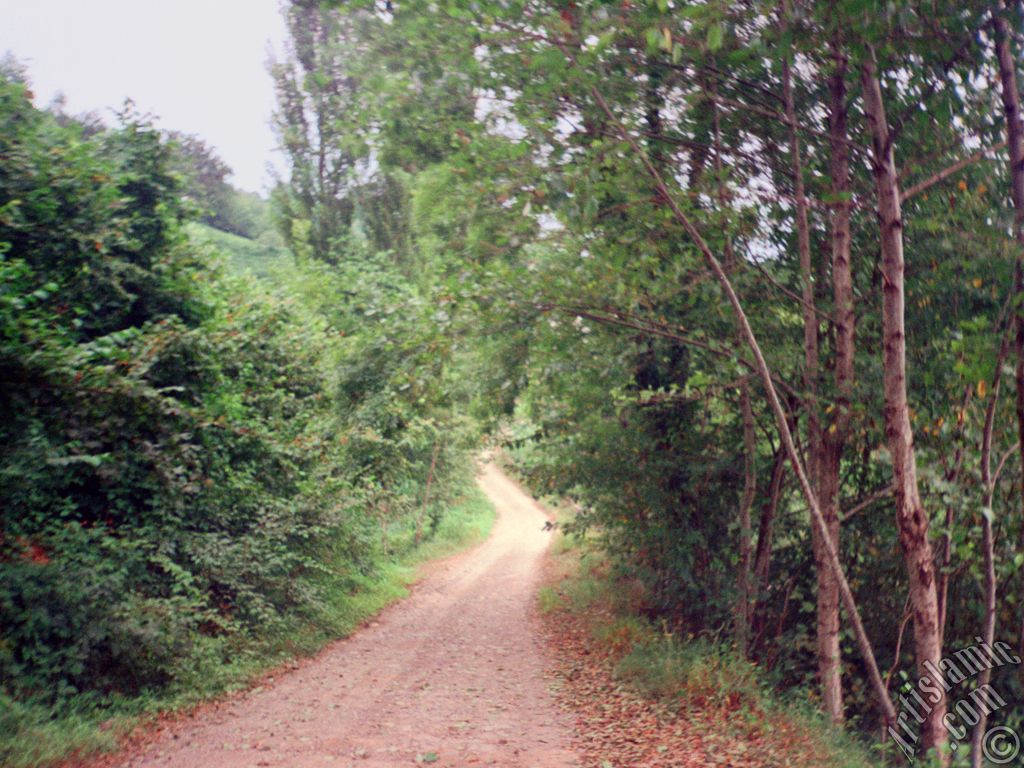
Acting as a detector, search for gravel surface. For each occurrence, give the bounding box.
[97,463,579,768]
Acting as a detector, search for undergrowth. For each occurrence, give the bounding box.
[541,519,877,768]
[0,487,494,768]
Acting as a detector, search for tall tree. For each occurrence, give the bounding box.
[779,3,847,721]
[818,22,857,727]
[861,49,947,756]
[270,2,364,262]
[983,2,1024,763]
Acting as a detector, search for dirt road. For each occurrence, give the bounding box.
[105,463,579,768]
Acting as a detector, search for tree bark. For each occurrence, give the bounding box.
[751,446,786,648]
[782,21,844,723]
[754,447,786,593]
[938,386,970,648]
[815,36,855,724]
[993,0,1024,686]
[860,53,947,758]
[415,442,441,546]
[969,331,1008,766]
[973,8,1023,760]
[735,386,757,654]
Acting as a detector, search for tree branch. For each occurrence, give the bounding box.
[900,140,1008,203]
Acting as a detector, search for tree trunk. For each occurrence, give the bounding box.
[860,53,947,758]
[753,447,786,593]
[815,446,844,721]
[970,334,1006,767]
[415,442,441,546]
[938,386,970,648]
[972,11,1024,758]
[781,17,844,722]
[735,386,757,654]
[993,0,1024,686]
[815,30,856,727]
[751,446,785,649]
[589,80,899,729]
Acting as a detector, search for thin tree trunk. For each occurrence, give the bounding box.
[970,333,1007,767]
[645,61,666,172]
[936,499,955,648]
[993,0,1024,686]
[754,447,786,591]
[938,386,971,648]
[588,80,899,728]
[823,34,855,532]
[751,446,785,649]
[817,33,855,725]
[415,442,441,546]
[781,13,843,721]
[735,386,757,654]
[860,53,947,758]
[709,78,736,268]
[709,78,755,654]
[379,499,390,555]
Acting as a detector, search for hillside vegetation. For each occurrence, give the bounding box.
[6,0,1024,765]
[265,0,1024,763]
[0,75,486,767]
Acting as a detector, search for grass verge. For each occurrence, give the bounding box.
[1,486,495,768]
[539,522,876,768]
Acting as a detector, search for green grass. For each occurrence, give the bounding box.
[537,585,561,614]
[542,523,877,768]
[186,222,291,280]
[613,633,764,707]
[0,698,120,768]
[0,487,495,768]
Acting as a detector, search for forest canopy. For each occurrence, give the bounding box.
[4,0,1024,765]
[264,0,1024,761]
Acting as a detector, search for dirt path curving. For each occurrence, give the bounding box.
[101,463,579,768]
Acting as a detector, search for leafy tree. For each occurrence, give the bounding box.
[299,0,1024,762]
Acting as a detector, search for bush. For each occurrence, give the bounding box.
[0,76,351,704]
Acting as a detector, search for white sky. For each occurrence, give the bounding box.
[0,0,288,193]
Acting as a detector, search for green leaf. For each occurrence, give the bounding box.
[645,27,661,52]
[707,23,724,51]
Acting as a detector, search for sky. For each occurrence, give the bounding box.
[0,0,288,193]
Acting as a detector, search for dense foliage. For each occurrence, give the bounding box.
[268,0,1024,762]
[0,68,478,757]
[0,76,345,699]
[7,0,1024,763]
